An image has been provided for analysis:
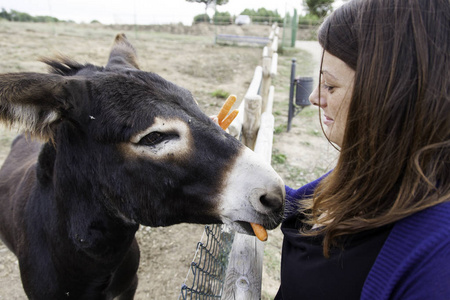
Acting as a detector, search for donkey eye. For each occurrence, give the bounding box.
[138,132,165,146]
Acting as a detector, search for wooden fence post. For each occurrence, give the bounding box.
[247,66,263,97]
[241,94,261,150]
[221,234,265,300]
[271,36,278,56]
[228,99,245,139]
[230,66,263,142]
[254,91,275,164]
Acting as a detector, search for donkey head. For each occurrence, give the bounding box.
[0,34,285,235]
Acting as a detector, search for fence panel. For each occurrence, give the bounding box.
[180,225,234,300]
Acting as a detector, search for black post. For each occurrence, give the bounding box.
[287,58,296,132]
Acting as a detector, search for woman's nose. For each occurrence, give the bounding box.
[309,86,325,107]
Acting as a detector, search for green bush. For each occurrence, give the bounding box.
[193,14,210,24]
[298,14,321,26]
[213,12,231,25]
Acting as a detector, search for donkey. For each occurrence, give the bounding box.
[0,34,285,299]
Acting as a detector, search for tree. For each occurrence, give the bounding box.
[0,8,60,22]
[303,0,334,18]
[0,8,10,20]
[239,8,282,24]
[186,0,229,17]
[193,13,210,24]
[213,11,231,25]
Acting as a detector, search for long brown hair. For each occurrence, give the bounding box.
[301,0,450,257]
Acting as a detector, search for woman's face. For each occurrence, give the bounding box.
[309,51,355,147]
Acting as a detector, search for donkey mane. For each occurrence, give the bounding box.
[40,56,103,76]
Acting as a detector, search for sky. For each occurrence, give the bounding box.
[0,0,346,25]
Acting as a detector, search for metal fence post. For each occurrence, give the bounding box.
[287,58,296,132]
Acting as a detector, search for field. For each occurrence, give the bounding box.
[0,21,337,299]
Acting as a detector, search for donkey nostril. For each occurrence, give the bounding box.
[259,193,283,210]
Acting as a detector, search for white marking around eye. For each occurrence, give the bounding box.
[126,117,193,160]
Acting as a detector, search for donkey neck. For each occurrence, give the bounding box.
[36,137,140,261]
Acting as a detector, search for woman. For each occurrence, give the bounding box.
[275,0,449,299]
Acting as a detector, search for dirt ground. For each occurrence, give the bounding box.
[0,21,337,299]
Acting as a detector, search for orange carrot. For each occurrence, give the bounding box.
[219,109,239,130]
[217,95,237,123]
[250,222,268,242]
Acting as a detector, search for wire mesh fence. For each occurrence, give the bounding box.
[179,224,235,300]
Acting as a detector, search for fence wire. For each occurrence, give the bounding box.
[179,224,235,300]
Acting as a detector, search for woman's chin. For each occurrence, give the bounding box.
[324,129,343,147]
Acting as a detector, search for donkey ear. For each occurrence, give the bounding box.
[0,72,86,139]
[105,33,140,70]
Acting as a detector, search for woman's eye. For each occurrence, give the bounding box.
[322,83,335,92]
[138,132,165,146]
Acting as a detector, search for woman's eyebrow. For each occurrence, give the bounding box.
[321,70,338,81]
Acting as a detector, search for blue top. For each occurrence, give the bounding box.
[279,173,450,299]
[362,199,450,299]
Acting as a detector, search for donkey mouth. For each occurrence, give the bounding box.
[222,220,254,236]
[233,221,254,236]
[223,216,282,237]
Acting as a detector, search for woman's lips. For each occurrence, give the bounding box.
[323,115,334,126]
